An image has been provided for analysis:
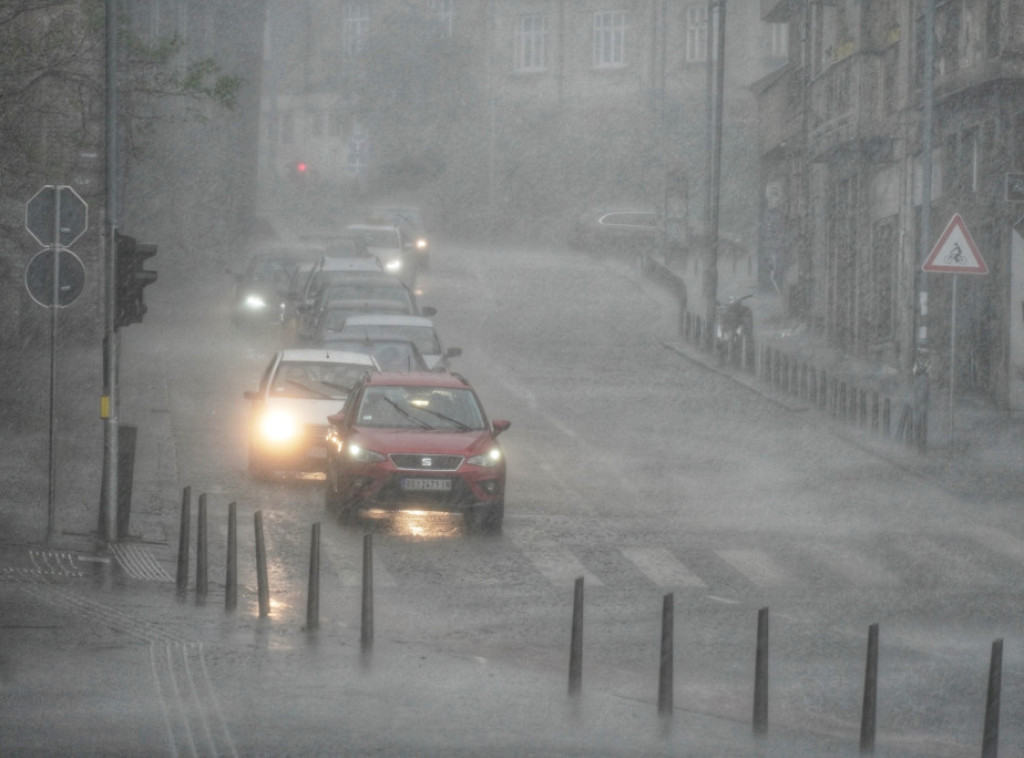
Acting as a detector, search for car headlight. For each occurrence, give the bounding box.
[244,294,267,310]
[347,442,386,463]
[385,258,403,272]
[258,410,300,442]
[415,238,428,251]
[467,447,502,467]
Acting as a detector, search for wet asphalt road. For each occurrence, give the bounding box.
[2,238,1022,756]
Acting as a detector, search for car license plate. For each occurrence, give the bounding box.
[402,478,451,492]
[308,447,327,459]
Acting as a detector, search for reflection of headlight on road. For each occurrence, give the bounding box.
[415,238,428,251]
[385,259,403,272]
[259,410,300,442]
[244,294,267,310]
[467,448,502,467]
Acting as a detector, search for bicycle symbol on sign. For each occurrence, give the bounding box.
[944,242,965,265]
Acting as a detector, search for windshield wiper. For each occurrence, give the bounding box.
[415,408,472,431]
[383,397,432,429]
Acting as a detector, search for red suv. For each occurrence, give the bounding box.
[324,372,510,531]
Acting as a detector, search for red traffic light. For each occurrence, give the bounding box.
[296,162,308,173]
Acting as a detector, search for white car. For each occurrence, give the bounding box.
[345,223,416,289]
[329,314,461,371]
[243,349,378,478]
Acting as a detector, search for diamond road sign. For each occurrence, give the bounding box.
[26,185,88,248]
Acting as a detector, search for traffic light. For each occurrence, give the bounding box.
[114,231,158,328]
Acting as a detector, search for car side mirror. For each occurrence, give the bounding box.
[327,411,346,426]
[491,419,511,436]
[446,347,462,358]
[420,306,437,317]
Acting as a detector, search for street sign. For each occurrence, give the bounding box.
[25,248,86,307]
[922,213,988,274]
[25,185,88,248]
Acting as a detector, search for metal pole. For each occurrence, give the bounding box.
[704,1,725,351]
[658,593,674,716]
[568,576,584,696]
[46,190,60,543]
[101,0,119,544]
[752,606,769,736]
[982,639,1003,758]
[860,623,879,755]
[255,510,270,617]
[306,522,320,631]
[225,502,237,611]
[949,275,957,443]
[361,533,373,649]
[196,492,208,600]
[916,1,935,371]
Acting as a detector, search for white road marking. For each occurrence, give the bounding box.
[716,549,794,587]
[508,537,603,588]
[620,547,706,588]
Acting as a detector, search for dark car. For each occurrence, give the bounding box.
[324,371,510,531]
[569,209,658,256]
[229,251,314,328]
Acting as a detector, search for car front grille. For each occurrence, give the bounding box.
[389,454,463,471]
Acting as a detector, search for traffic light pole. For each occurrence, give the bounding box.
[101,0,118,544]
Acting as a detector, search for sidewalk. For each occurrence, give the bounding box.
[641,254,1024,506]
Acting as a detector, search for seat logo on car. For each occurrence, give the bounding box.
[422,457,433,467]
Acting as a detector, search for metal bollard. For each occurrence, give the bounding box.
[883,397,891,437]
[860,623,879,755]
[752,606,769,736]
[196,493,208,601]
[306,523,320,631]
[254,510,270,617]
[982,639,1003,758]
[175,486,191,595]
[225,502,237,611]
[361,533,374,649]
[658,593,674,716]
[568,576,584,697]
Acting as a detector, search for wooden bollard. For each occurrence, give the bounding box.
[254,510,270,617]
[982,639,1003,758]
[225,502,237,611]
[196,493,208,601]
[860,623,879,755]
[306,523,320,631]
[658,593,674,716]
[361,533,374,649]
[752,607,769,736]
[175,486,191,595]
[568,576,584,696]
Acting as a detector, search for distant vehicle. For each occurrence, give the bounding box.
[329,313,461,371]
[569,209,658,256]
[306,298,417,345]
[282,256,384,340]
[243,348,378,479]
[368,204,430,269]
[298,232,372,259]
[322,336,432,373]
[324,371,510,531]
[345,223,416,289]
[228,250,316,329]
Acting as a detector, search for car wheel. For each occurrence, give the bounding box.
[325,470,358,522]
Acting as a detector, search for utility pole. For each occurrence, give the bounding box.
[703,0,726,350]
[100,0,118,543]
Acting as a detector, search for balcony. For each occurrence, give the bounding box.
[754,66,802,158]
[806,50,891,164]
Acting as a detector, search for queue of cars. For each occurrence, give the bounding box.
[236,207,510,532]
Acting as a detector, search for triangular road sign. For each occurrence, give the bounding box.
[922,213,988,274]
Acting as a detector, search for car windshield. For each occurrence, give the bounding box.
[338,324,441,355]
[322,239,367,257]
[356,386,484,431]
[319,284,410,306]
[249,257,296,285]
[326,340,425,371]
[270,361,370,399]
[355,230,401,249]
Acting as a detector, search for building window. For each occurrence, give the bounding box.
[593,11,626,68]
[344,1,370,58]
[516,14,547,72]
[685,5,708,63]
[764,23,788,60]
[430,0,454,37]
